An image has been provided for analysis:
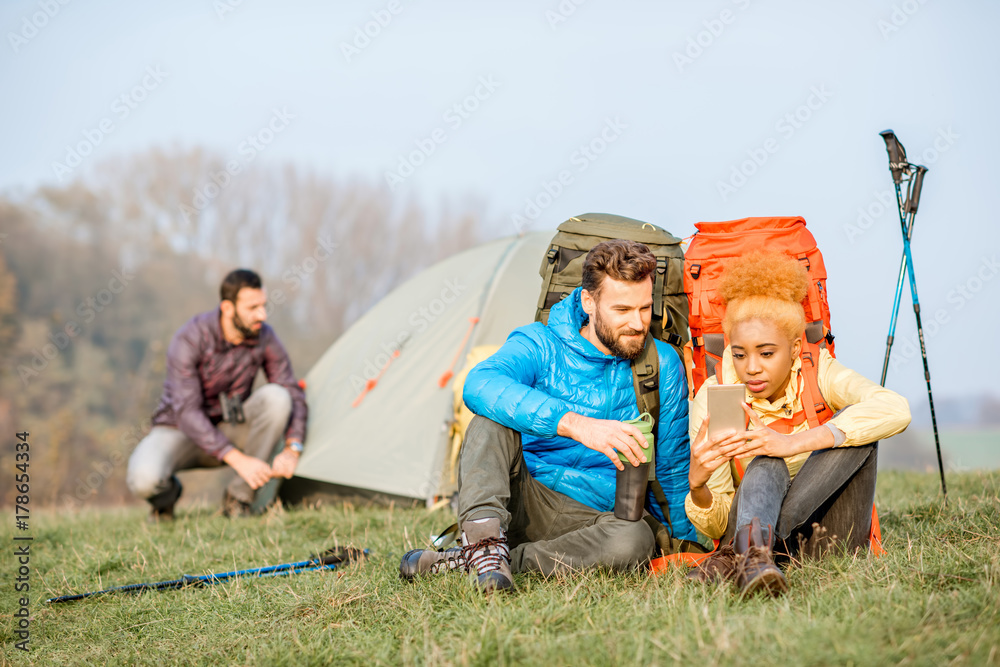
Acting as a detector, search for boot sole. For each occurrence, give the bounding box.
[741,570,788,597]
[476,571,514,593]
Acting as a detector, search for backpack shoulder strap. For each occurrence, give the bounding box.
[535,244,560,323]
[732,341,833,483]
[798,341,832,428]
[631,336,676,536]
[630,334,660,428]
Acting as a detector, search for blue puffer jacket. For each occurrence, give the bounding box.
[463,287,695,540]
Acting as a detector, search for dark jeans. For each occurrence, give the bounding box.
[722,443,879,559]
[457,416,656,575]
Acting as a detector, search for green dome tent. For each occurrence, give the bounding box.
[280,232,550,507]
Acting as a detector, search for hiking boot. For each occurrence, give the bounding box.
[461,517,513,593]
[686,543,738,584]
[222,490,254,518]
[147,477,182,523]
[399,547,467,581]
[735,517,788,597]
[148,505,175,523]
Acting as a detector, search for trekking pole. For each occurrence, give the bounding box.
[878,130,947,500]
[877,130,914,385]
[46,547,367,604]
[878,168,923,386]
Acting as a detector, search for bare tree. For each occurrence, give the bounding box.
[0,146,494,506]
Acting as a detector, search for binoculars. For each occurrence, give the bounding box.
[219,392,246,424]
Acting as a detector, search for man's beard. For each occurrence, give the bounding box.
[593,309,647,360]
[233,312,261,340]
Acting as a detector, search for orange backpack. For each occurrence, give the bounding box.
[648,216,884,573]
[684,216,836,400]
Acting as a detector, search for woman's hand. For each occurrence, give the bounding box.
[689,415,745,490]
[718,404,801,459]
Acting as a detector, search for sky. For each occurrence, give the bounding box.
[2,0,998,408]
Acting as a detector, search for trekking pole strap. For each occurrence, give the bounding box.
[430,523,461,549]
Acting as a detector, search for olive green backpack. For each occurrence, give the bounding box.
[535,213,699,551]
[535,213,689,361]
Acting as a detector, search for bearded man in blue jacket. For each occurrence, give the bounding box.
[400,239,694,591]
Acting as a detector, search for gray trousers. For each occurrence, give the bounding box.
[721,442,879,559]
[457,416,655,576]
[127,383,292,508]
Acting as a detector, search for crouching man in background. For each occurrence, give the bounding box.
[127,269,308,520]
[400,240,695,592]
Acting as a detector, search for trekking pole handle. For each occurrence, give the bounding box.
[905,165,928,214]
[880,129,911,185]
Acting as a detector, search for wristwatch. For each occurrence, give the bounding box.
[287,439,304,454]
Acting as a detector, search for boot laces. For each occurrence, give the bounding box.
[463,536,510,574]
[699,543,737,575]
[429,550,467,574]
[738,546,773,574]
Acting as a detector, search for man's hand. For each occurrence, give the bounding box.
[271,447,300,479]
[222,449,273,489]
[557,412,649,471]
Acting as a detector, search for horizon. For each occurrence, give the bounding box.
[2,0,997,410]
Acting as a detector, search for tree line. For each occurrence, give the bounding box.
[0,147,489,507]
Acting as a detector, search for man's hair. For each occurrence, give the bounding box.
[220,269,262,304]
[582,239,656,299]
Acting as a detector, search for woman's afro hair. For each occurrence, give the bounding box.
[720,251,810,342]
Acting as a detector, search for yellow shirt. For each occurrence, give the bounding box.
[684,347,911,540]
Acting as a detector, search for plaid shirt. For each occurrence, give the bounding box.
[151,308,308,460]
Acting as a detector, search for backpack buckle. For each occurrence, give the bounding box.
[656,258,667,274]
[545,247,558,264]
[689,263,701,279]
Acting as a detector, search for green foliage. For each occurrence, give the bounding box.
[1,471,997,665]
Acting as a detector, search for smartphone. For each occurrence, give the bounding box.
[707,384,746,439]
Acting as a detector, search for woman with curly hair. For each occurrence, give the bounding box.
[685,251,911,596]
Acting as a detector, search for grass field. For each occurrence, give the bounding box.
[2,470,998,666]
